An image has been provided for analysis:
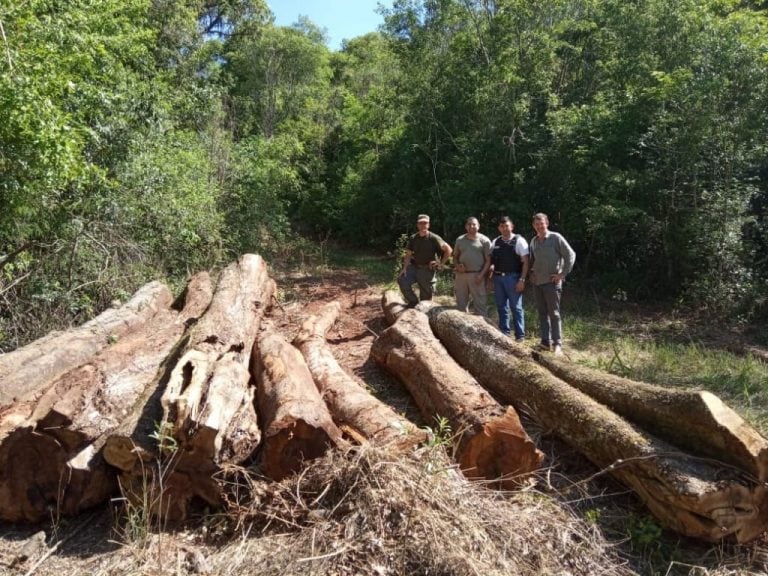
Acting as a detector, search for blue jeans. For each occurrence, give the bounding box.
[533,282,563,345]
[493,273,524,340]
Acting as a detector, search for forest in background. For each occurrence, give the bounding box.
[1,0,767,351]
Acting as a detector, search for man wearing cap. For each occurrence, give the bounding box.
[453,216,491,317]
[489,216,530,341]
[398,214,452,306]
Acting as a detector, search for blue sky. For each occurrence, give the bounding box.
[267,0,393,51]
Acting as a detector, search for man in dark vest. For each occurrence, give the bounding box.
[398,214,452,307]
[489,216,530,341]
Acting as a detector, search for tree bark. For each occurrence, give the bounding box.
[371,307,543,488]
[533,351,768,482]
[426,305,768,543]
[0,274,212,523]
[381,289,408,326]
[0,281,173,408]
[253,327,345,481]
[293,301,425,450]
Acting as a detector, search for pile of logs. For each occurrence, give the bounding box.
[0,255,421,524]
[374,290,768,543]
[2,255,767,545]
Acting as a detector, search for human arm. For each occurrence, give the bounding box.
[516,254,530,292]
[475,238,492,284]
[551,234,576,283]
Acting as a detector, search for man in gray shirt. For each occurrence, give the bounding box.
[453,216,491,316]
[529,213,576,355]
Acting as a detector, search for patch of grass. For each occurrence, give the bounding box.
[561,305,768,434]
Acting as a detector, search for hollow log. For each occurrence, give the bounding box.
[0,281,173,408]
[0,274,213,523]
[533,352,768,482]
[371,307,543,488]
[104,255,273,521]
[161,254,272,463]
[293,301,425,450]
[425,305,768,542]
[253,327,344,481]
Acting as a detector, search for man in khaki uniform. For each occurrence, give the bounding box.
[453,216,491,316]
[398,214,452,306]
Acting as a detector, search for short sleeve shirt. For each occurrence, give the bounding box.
[408,232,447,265]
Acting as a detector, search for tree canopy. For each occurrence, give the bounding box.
[1,0,767,349]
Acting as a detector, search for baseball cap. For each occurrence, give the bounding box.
[416,214,430,223]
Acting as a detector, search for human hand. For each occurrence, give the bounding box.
[515,280,525,293]
[549,273,564,283]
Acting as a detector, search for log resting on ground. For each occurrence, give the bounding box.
[293,301,425,450]
[0,281,173,409]
[533,352,768,482]
[104,255,273,520]
[426,305,768,543]
[382,290,409,326]
[254,327,345,480]
[0,274,213,523]
[371,306,543,487]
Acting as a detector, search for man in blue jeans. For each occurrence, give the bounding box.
[489,216,529,341]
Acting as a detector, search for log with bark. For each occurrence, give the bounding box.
[0,281,173,409]
[253,327,345,480]
[532,352,768,482]
[104,254,274,520]
[425,305,768,542]
[371,305,543,488]
[293,301,425,450]
[381,290,409,326]
[0,274,213,523]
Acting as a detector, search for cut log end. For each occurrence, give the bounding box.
[457,407,545,489]
[260,419,341,481]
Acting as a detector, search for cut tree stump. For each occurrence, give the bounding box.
[253,327,345,480]
[293,301,425,450]
[104,254,274,521]
[0,274,213,523]
[371,305,543,488]
[533,352,768,482]
[426,305,768,543]
[0,281,173,409]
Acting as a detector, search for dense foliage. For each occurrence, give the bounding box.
[1,0,766,349]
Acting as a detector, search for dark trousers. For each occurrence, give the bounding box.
[533,282,563,345]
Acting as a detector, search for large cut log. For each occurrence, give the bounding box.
[533,352,768,482]
[0,281,172,408]
[253,327,345,480]
[293,301,425,450]
[105,254,273,520]
[371,306,543,488]
[425,305,768,542]
[0,274,213,523]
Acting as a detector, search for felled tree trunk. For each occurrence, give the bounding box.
[0,281,173,409]
[253,327,345,480]
[533,352,768,482]
[0,274,213,523]
[381,290,408,326]
[293,301,425,450]
[426,306,768,543]
[371,307,543,488]
[105,254,273,520]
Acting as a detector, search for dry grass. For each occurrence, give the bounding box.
[202,443,633,576]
